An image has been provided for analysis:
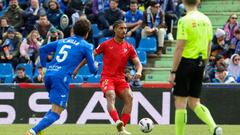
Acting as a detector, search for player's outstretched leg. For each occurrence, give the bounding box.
[25,104,63,135]
[189,98,222,135]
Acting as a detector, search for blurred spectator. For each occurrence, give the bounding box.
[46,0,63,29]
[18,0,29,10]
[212,62,236,83]
[92,0,109,15]
[0,17,10,39]
[22,0,46,37]
[124,0,143,47]
[12,66,32,83]
[210,29,228,60]
[224,14,239,44]
[57,0,75,25]
[34,14,53,39]
[3,0,24,31]
[231,29,240,54]
[141,0,166,56]
[227,54,240,81]
[44,27,63,62]
[19,30,43,65]
[160,0,177,41]
[59,14,71,38]
[0,26,22,69]
[99,0,124,37]
[175,0,185,18]
[118,0,130,12]
[45,27,63,43]
[33,65,44,83]
[203,54,225,82]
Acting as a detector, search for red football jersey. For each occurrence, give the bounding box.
[95,38,137,79]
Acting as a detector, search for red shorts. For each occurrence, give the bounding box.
[100,77,130,94]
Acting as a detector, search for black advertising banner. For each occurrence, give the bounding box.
[0,84,240,124]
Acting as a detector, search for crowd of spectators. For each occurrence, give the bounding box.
[204,13,240,83]
[0,0,184,83]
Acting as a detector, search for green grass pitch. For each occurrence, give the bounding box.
[0,124,239,135]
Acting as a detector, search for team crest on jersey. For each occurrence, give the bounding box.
[124,48,128,53]
[102,79,108,85]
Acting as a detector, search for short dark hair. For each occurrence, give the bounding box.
[130,0,138,5]
[17,66,25,71]
[149,0,158,7]
[113,20,125,29]
[183,0,199,6]
[73,18,91,37]
[110,0,119,3]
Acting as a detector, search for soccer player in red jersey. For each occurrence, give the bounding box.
[74,20,142,135]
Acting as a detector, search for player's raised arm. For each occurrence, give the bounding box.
[39,41,58,67]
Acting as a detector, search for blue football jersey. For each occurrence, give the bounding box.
[39,35,97,77]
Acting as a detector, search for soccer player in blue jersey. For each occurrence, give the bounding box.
[25,19,98,135]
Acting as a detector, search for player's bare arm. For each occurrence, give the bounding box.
[168,40,185,85]
[132,57,142,79]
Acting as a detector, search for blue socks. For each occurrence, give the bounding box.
[32,110,60,134]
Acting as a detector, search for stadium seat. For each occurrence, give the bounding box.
[137,37,157,53]
[71,75,83,83]
[137,50,147,65]
[125,37,136,48]
[98,37,111,45]
[91,24,102,38]
[0,63,14,83]
[165,46,175,55]
[16,63,33,79]
[77,64,92,76]
[87,75,100,83]
[145,73,169,82]
[155,60,172,68]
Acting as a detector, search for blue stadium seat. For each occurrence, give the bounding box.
[137,37,157,53]
[0,63,14,77]
[78,64,92,76]
[91,24,102,38]
[4,76,14,83]
[0,63,14,82]
[71,75,83,83]
[16,63,33,79]
[125,37,136,48]
[87,75,100,83]
[98,37,111,45]
[137,51,147,65]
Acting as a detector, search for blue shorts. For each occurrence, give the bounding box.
[44,75,70,108]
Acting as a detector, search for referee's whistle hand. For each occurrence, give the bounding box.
[168,74,176,86]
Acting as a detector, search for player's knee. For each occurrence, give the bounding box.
[188,101,199,110]
[106,92,116,101]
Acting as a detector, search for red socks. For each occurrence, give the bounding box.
[109,110,120,122]
[109,110,130,126]
[121,114,130,126]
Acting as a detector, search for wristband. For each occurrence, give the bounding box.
[170,70,176,74]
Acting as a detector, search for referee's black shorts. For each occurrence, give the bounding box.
[173,57,205,98]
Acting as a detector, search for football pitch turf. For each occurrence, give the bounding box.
[0,124,239,135]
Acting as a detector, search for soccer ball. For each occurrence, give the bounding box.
[138,118,154,133]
